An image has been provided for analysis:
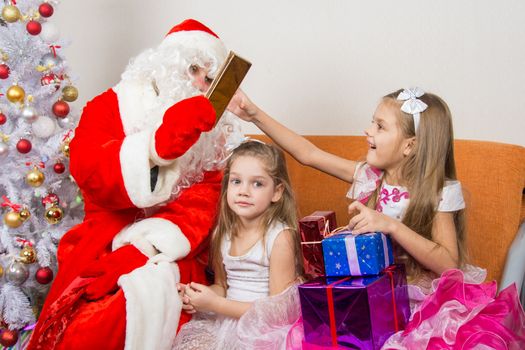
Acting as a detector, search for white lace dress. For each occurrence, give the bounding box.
[173,221,301,349]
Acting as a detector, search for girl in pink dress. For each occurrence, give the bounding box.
[231,88,525,349]
[173,141,303,349]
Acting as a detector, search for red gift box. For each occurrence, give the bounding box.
[299,211,337,278]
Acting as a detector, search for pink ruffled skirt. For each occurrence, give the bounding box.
[382,266,525,349]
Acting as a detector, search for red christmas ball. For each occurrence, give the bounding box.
[0,329,19,347]
[26,20,42,35]
[0,112,6,125]
[0,64,10,79]
[52,100,70,118]
[53,162,66,174]
[42,193,60,207]
[16,139,32,154]
[38,3,54,17]
[35,266,54,284]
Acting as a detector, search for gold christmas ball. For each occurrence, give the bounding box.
[0,264,3,278]
[61,140,70,157]
[26,168,45,187]
[2,5,21,23]
[6,85,25,103]
[45,205,63,224]
[62,85,79,102]
[19,208,31,221]
[20,246,37,264]
[4,211,22,228]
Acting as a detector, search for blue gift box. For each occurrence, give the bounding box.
[322,231,394,276]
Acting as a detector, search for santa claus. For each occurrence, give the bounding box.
[28,19,243,350]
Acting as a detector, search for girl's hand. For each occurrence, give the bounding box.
[348,201,397,235]
[177,283,195,314]
[227,89,259,122]
[184,282,221,313]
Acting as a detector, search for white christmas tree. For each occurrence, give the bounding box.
[0,0,82,347]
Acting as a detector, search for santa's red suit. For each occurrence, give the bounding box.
[28,19,235,350]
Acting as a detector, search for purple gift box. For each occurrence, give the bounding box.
[298,264,410,349]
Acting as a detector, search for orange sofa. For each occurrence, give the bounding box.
[252,135,525,283]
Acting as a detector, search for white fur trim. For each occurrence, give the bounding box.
[113,218,191,261]
[114,81,164,136]
[119,129,181,208]
[159,30,227,66]
[119,261,182,350]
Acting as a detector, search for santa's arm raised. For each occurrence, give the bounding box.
[70,89,216,210]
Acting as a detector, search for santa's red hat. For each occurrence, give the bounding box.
[160,19,226,63]
[166,19,219,38]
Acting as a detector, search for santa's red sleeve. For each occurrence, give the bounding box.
[70,88,181,210]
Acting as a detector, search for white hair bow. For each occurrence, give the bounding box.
[397,87,428,132]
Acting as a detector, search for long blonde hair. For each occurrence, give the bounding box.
[210,141,303,287]
[366,90,467,278]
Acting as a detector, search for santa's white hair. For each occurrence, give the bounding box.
[120,32,244,199]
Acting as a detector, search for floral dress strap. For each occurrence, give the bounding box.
[346,162,383,204]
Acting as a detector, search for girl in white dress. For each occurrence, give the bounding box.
[173,140,303,349]
[230,88,525,349]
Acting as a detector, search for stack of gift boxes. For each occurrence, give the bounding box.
[299,211,411,349]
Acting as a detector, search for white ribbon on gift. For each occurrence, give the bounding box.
[397,87,428,132]
[343,232,391,275]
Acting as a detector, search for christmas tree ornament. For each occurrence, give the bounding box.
[26,167,45,187]
[19,208,31,221]
[44,205,63,224]
[52,100,70,118]
[0,112,6,125]
[0,329,19,347]
[53,162,65,174]
[40,72,61,89]
[35,266,54,284]
[21,106,39,123]
[0,64,9,79]
[42,193,60,207]
[57,115,74,129]
[27,20,42,35]
[3,211,23,228]
[0,141,8,157]
[62,85,78,102]
[16,138,32,153]
[39,53,62,69]
[40,22,60,43]
[0,263,3,278]
[38,3,54,18]
[6,85,25,103]
[61,139,70,157]
[1,5,20,23]
[5,261,29,285]
[32,116,56,138]
[20,245,37,264]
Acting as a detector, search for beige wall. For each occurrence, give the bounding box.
[55,0,524,146]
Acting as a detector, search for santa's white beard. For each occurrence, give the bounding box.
[171,111,244,198]
[119,47,244,200]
